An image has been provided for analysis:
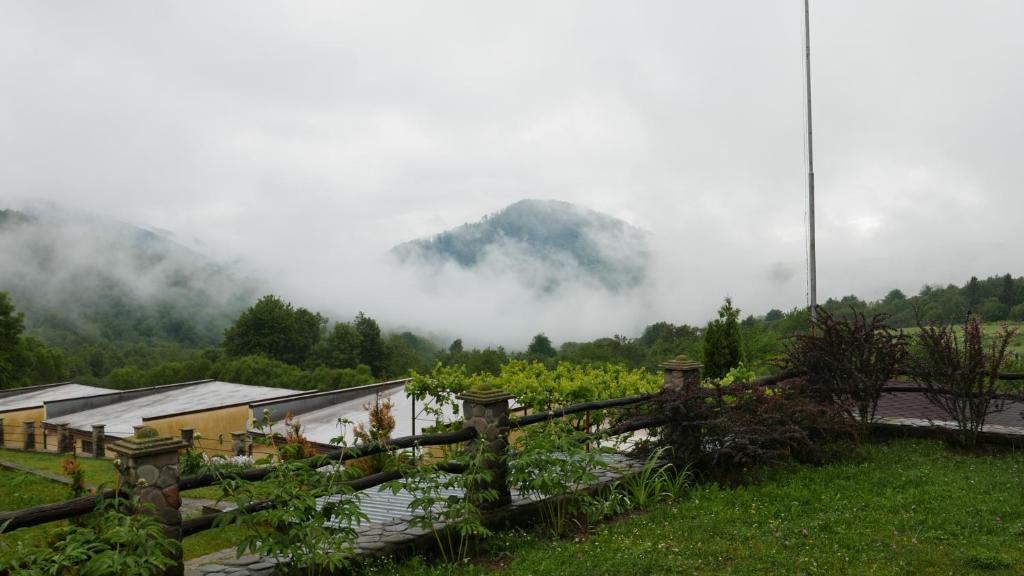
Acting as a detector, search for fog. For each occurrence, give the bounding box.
[1,1,1022,347]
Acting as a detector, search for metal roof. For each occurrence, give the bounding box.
[46,380,301,436]
[0,383,113,413]
[251,385,458,447]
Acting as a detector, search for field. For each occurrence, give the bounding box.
[361,439,1024,576]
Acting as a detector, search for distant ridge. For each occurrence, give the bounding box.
[0,203,257,347]
[391,199,650,292]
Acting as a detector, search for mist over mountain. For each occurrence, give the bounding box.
[391,199,650,293]
[0,203,257,348]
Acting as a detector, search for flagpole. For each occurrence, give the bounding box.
[804,0,818,323]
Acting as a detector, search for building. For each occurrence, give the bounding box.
[0,382,113,451]
[44,379,308,457]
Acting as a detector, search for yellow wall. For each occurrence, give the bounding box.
[144,404,253,457]
[0,407,47,451]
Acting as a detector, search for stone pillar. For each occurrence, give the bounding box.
[180,428,194,448]
[458,388,514,509]
[56,423,70,454]
[92,425,106,458]
[109,427,188,576]
[231,431,248,456]
[23,421,35,450]
[0,417,4,448]
[660,357,703,393]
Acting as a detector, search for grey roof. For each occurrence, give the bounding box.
[46,380,302,436]
[0,383,113,413]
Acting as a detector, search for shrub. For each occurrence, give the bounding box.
[784,307,907,430]
[655,379,856,485]
[909,316,1018,449]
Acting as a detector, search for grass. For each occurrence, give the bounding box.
[360,439,1024,576]
[0,449,243,560]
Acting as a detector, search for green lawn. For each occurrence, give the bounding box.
[361,440,1024,576]
[0,449,239,560]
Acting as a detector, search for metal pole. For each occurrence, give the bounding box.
[804,0,818,323]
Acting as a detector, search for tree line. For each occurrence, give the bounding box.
[1,271,1021,391]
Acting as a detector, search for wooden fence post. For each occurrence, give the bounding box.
[92,425,106,458]
[23,421,35,450]
[109,427,188,576]
[0,417,4,449]
[458,388,514,509]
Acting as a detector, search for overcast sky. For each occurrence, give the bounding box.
[1,1,1022,345]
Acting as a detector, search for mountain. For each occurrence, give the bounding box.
[391,199,650,292]
[0,204,257,348]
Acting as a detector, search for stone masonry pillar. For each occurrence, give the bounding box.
[23,421,35,450]
[109,427,189,576]
[231,431,248,456]
[458,388,514,509]
[56,423,70,454]
[180,428,194,448]
[92,425,106,458]
[660,357,703,393]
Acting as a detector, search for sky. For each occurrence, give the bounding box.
[1,1,1022,346]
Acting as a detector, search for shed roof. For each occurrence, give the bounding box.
[0,383,113,413]
[250,385,459,447]
[46,380,302,436]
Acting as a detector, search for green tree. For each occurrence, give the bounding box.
[223,295,325,366]
[764,309,784,321]
[1010,303,1024,322]
[354,312,387,378]
[965,276,981,310]
[1000,274,1019,308]
[702,297,743,380]
[978,297,1009,322]
[527,333,557,358]
[0,292,26,387]
[313,322,362,369]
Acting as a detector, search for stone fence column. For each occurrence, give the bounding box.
[660,358,703,393]
[180,428,194,448]
[92,425,106,458]
[459,388,514,509]
[23,421,35,450]
[56,423,70,454]
[109,428,188,576]
[231,431,248,456]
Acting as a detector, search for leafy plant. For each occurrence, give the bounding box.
[508,418,609,535]
[909,316,1019,449]
[352,395,397,474]
[785,306,907,429]
[62,456,88,499]
[387,441,498,564]
[614,447,689,509]
[215,412,367,575]
[0,492,179,576]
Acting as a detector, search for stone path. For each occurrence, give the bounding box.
[185,453,646,575]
